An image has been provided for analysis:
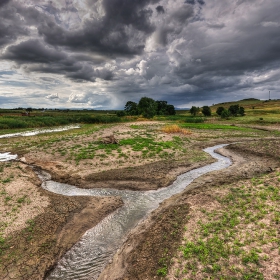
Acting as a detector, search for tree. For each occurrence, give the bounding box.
[138,97,157,118]
[221,109,230,119]
[190,106,200,116]
[166,104,176,115]
[124,101,138,115]
[202,106,211,116]
[216,106,225,116]
[228,105,240,116]
[239,106,245,116]
[26,107,33,112]
[156,101,168,115]
[116,111,126,117]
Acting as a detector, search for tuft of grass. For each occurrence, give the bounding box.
[161,124,191,135]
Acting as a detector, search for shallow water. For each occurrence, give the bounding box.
[44,144,231,280]
[0,125,80,139]
[0,152,17,161]
[0,125,80,162]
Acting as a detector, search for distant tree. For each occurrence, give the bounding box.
[202,106,211,116]
[138,97,157,118]
[216,106,225,116]
[190,106,200,116]
[166,104,176,115]
[116,111,126,117]
[239,106,245,116]
[26,107,33,112]
[156,100,168,115]
[221,109,230,119]
[228,105,240,116]
[124,101,138,115]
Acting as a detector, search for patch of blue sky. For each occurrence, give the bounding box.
[0,70,15,77]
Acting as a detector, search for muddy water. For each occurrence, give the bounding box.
[42,144,231,280]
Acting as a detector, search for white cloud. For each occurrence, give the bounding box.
[46,93,59,100]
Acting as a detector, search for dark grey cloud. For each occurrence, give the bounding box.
[197,0,205,5]
[185,0,195,4]
[156,5,165,14]
[37,0,160,56]
[185,0,204,5]
[0,2,29,46]
[2,39,113,82]
[0,0,10,8]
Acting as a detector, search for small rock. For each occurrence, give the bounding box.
[20,157,27,163]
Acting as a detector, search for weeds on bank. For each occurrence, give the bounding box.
[165,170,280,279]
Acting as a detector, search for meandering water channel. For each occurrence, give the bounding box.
[41,144,232,280]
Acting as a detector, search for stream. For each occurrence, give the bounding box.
[0,125,80,161]
[41,144,232,280]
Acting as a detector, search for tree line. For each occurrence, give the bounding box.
[189,104,245,118]
[118,97,176,118]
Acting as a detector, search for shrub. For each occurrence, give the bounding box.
[221,109,230,119]
[216,106,225,116]
[161,124,191,135]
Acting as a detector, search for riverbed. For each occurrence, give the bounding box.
[42,144,231,280]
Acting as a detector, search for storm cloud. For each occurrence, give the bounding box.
[0,0,280,109]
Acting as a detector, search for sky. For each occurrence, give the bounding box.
[0,0,279,109]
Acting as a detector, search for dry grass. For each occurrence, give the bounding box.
[161,124,191,135]
[136,117,151,121]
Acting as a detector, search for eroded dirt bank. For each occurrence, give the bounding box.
[33,156,215,191]
[0,164,123,280]
[98,140,280,280]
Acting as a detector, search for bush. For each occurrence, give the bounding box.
[185,117,205,123]
[221,109,230,119]
[161,124,191,134]
[216,106,225,116]
[116,111,126,117]
[202,106,211,116]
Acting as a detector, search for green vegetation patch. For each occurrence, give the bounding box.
[180,123,254,130]
[171,171,280,279]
